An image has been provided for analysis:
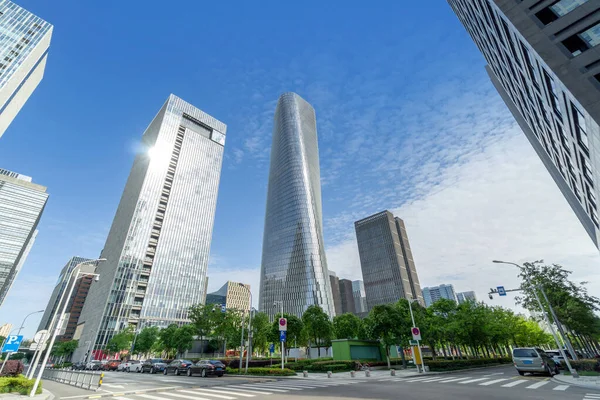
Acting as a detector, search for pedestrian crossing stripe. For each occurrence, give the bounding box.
[479,378,509,385]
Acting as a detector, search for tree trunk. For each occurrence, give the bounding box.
[399,347,407,368]
[386,347,391,369]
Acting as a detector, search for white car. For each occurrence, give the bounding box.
[126,360,142,373]
[117,361,128,372]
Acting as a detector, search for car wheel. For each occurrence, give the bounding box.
[217,373,223,377]
[137,367,141,373]
[201,369,206,378]
[187,368,192,377]
[175,368,180,376]
[518,370,525,376]
[554,365,560,375]
[163,369,167,375]
[126,367,130,373]
[150,367,155,374]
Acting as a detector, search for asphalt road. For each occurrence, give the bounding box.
[45,365,600,400]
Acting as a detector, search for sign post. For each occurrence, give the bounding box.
[0,335,23,375]
[279,318,287,370]
[497,286,507,296]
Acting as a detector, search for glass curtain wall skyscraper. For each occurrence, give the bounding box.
[0,168,48,306]
[73,95,226,361]
[259,92,335,319]
[355,210,425,309]
[0,0,52,139]
[448,0,600,248]
[422,284,458,307]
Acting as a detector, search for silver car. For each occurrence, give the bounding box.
[512,347,558,376]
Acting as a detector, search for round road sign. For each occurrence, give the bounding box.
[412,327,420,336]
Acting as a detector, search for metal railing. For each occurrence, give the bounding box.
[41,368,103,391]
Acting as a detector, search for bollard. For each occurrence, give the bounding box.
[97,372,104,391]
[391,369,396,376]
[303,370,308,378]
[365,370,371,377]
[327,371,332,378]
[350,371,355,378]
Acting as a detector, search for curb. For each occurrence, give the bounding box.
[42,389,55,400]
[552,376,600,391]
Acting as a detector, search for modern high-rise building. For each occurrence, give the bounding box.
[352,280,368,314]
[457,291,477,304]
[37,257,93,339]
[339,279,356,314]
[205,281,251,313]
[448,0,600,248]
[422,284,458,307]
[355,210,425,310]
[328,271,343,316]
[259,92,335,319]
[0,323,12,338]
[0,0,53,139]
[0,168,47,306]
[73,95,226,361]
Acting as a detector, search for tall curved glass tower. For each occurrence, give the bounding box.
[259,92,335,319]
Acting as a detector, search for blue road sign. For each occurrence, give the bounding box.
[221,305,226,313]
[2,335,23,352]
[269,343,275,353]
[497,286,507,296]
[280,331,286,342]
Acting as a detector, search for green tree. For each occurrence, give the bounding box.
[251,312,271,356]
[174,325,196,356]
[333,313,363,340]
[270,313,304,356]
[188,304,214,342]
[364,304,401,368]
[301,306,332,358]
[133,326,159,356]
[106,328,134,356]
[61,340,79,359]
[158,324,179,358]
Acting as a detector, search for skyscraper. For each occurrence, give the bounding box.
[259,92,335,319]
[73,95,226,361]
[352,280,368,314]
[422,284,458,307]
[339,279,356,314]
[0,0,52,139]
[0,168,47,306]
[328,271,343,316]
[457,291,477,304]
[205,281,251,313]
[355,210,425,309]
[37,257,93,338]
[448,0,600,248]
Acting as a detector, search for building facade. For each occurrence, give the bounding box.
[328,271,343,316]
[0,168,47,306]
[457,291,477,304]
[0,323,11,337]
[205,281,251,313]
[339,279,356,314]
[422,284,458,307]
[0,0,52,139]
[259,92,335,319]
[73,95,226,361]
[352,280,368,314]
[355,210,425,310]
[37,257,93,337]
[448,0,600,248]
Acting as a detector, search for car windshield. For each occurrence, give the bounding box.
[181,360,192,364]
[130,360,140,364]
[513,349,538,357]
[209,361,223,365]
[151,359,163,363]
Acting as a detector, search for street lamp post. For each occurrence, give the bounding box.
[0,310,44,375]
[273,301,283,369]
[492,260,579,378]
[407,297,425,373]
[237,284,253,374]
[30,258,104,397]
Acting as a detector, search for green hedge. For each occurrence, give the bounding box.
[233,368,296,376]
[0,376,42,395]
[426,357,512,371]
[285,360,357,372]
[560,359,600,372]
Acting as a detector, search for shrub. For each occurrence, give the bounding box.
[227,359,272,369]
[233,367,296,376]
[0,361,23,377]
[426,357,512,371]
[0,376,42,395]
[561,359,599,372]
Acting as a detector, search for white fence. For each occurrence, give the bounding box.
[42,368,102,391]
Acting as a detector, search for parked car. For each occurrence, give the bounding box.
[512,347,559,376]
[126,360,142,373]
[163,359,193,376]
[188,360,226,377]
[71,362,86,370]
[544,350,566,368]
[86,360,103,371]
[141,358,167,374]
[117,361,128,372]
[103,359,120,371]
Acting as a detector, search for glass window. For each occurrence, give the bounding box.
[543,71,562,118]
[551,0,588,16]
[563,22,600,56]
[572,104,589,150]
[513,348,538,357]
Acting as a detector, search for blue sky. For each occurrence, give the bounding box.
[1,0,599,338]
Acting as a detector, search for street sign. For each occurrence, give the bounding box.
[2,335,23,352]
[409,340,418,346]
[280,331,287,342]
[269,343,275,353]
[33,330,48,344]
[497,286,507,296]
[411,327,421,341]
[279,318,287,331]
[29,342,47,351]
[221,305,226,313]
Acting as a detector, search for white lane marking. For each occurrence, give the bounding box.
[438,377,473,383]
[483,372,505,377]
[479,378,509,386]
[101,384,125,388]
[160,379,185,383]
[552,385,569,391]
[406,376,442,382]
[160,393,211,400]
[526,380,549,389]
[245,383,307,390]
[192,388,256,397]
[275,382,334,387]
[585,395,600,399]
[420,377,454,383]
[112,398,135,400]
[222,387,273,395]
[138,395,176,400]
[459,378,489,384]
[178,389,235,399]
[502,380,527,387]
[237,385,290,392]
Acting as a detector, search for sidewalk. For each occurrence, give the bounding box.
[553,374,600,391]
[0,389,54,400]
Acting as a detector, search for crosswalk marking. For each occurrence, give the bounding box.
[479,378,509,386]
[192,388,256,397]
[238,385,290,392]
[459,378,489,384]
[407,376,442,382]
[502,380,527,387]
[252,383,313,390]
[420,377,452,383]
[222,387,273,395]
[178,389,235,399]
[112,398,134,400]
[138,395,173,400]
[160,393,211,400]
[526,380,549,389]
[552,385,569,391]
[438,377,472,383]
[584,394,600,399]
